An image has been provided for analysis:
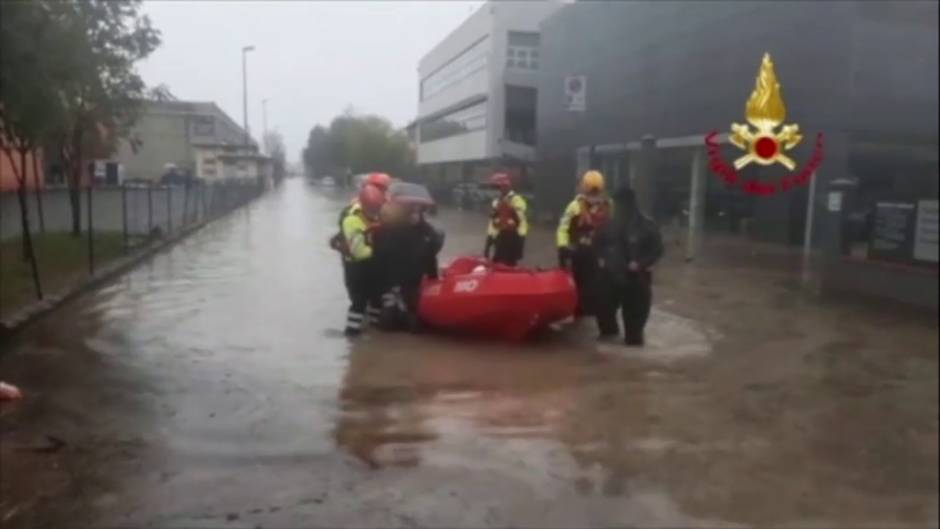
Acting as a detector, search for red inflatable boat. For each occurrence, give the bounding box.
[418,256,577,341]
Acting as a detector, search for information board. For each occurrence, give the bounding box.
[913,199,939,263]
[869,201,916,263]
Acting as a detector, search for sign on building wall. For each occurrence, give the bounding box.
[827,192,843,212]
[914,199,939,263]
[870,202,917,264]
[565,75,586,112]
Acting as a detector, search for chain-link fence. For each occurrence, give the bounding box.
[0,180,263,319]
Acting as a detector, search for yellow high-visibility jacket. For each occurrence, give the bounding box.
[342,203,374,261]
[487,192,528,237]
[556,195,614,248]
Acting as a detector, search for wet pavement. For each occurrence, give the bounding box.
[1,179,937,528]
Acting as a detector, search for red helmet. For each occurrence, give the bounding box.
[358,183,386,214]
[489,172,511,190]
[365,172,392,191]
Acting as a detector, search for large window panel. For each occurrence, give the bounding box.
[421,37,489,101]
[507,31,541,71]
[419,101,488,143]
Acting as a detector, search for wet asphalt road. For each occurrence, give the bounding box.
[1,179,937,528]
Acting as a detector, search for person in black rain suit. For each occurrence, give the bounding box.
[593,187,664,346]
[373,201,444,332]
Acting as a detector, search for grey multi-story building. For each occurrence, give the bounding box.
[535,1,937,308]
[413,1,565,198]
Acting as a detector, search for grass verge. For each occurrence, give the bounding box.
[0,232,131,319]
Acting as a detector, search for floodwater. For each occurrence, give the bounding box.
[1,179,937,528]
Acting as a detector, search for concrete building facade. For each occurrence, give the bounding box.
[193,143,272,183]
[414,1,564,198]
[535,0,938,308]
[115,100,262,183]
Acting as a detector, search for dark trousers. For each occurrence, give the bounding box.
[343,260,381,333]
[493,231,524,266]
[379,280,422,332]
[571,247,598,316]
[596,271,653,344]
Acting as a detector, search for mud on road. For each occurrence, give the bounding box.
[1,179,937,528]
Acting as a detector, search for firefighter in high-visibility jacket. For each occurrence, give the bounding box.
[483,172,528,266]
[556,170,613,316]
[337,184,385,337]
[331,172,391,327]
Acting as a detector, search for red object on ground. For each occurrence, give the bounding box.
[0,382,23,401]
[418,256,577,341]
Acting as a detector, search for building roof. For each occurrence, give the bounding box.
[142,99,253,146]
[418,2,491,74]
[191,141,257,150]
[217,152,272,162]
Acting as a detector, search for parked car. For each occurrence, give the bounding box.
[160,170,195,187]
[124,178,154,189]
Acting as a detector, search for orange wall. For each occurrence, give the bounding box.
[0,148,44,192]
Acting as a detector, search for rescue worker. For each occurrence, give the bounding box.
[335,173,392,233]
[483,172,528,266]
[337,184,385,337]
[556,170,614,316]
[373,201,444,332]
[593,187,663,345]
[332,172,391,326]
[362,172,392,193]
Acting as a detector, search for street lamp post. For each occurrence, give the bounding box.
[262,98,270,153]
[241,45,255,147]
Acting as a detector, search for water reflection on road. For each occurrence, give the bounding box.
[0,179,936,529]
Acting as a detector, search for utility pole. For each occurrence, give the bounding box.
[262,98,270,154]
[241,45,255,146]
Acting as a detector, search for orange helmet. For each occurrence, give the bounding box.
[365,172,392,191]
[358,183,385,215]
[489,172,512,190]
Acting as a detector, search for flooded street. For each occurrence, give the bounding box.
[1,179,937,529]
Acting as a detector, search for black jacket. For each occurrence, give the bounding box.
[593,209,663,283]
[373,219,443,292]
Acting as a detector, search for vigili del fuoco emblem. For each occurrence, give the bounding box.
[706,53,824,196]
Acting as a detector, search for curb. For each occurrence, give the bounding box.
[0,197,257,343]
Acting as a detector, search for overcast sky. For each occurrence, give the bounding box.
[138,1,485,162]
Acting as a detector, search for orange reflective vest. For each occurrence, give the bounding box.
[557,195,613,247]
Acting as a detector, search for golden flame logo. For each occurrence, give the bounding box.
[730,53,802,170]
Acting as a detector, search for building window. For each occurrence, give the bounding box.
[507,31,540,71]
[419,100,488,143]
[508,31,539,47]
[192,115,216,137]
[420,36,489,101]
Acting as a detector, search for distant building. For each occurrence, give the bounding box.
[0,147,44,192]
[413,1,564,198]
[115,100,266,183]
[193,142,271,183]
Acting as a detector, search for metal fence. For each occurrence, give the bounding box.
[0,180,263,317]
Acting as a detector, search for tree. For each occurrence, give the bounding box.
[302,110,415,184]
[0,0,71,299]
[263,130,287,187]
[302,125,332,178]
[148,84,177,102]
[47,0,161,236]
